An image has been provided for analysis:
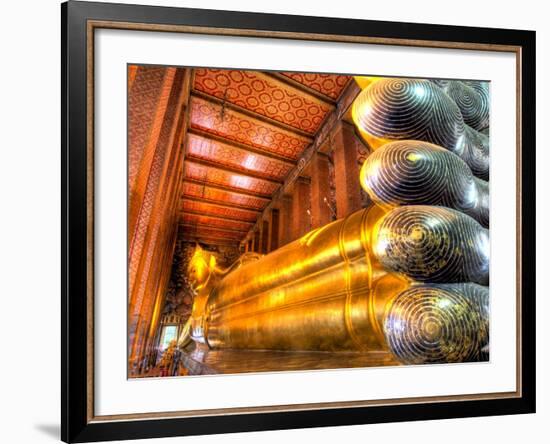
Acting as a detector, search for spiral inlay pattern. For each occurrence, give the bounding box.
[353,78,489,179]
[353,79,465,153]
[462,125,490,181]
[361,140,489,227]
[351,77,491,365]
[384,283,489,364]
[437,80,490,131]
[463,81,490,131]
[373,206,489,285]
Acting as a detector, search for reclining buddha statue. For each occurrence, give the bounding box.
[178,78,490,366]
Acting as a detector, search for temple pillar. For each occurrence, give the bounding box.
[292,176,311,241]
[310,152,332,229]
[332,121,363,218]
[278,195,292,247]
[261,220,269,254]
[269,208,280,251]
[253,229,260,253]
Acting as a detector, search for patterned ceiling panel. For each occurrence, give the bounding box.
[184,161,279,197]
[182,182,267,210]
[180,225,243,241]
[182,69,353,245]
[281,72,351,100]
[181,213,253,233]
[194,69,332,134]
[181,200,258,222]
[186,132,293,181]
[189,97,310,160]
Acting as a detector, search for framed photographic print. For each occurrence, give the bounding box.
[61,0,536,442]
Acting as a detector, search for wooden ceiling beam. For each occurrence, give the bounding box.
[240,79,362,244]
[179,222,248,235]
[180,210,255,226]
[185,158,283,192]
[188,128,298,166]
[184,155,284,185]
[180,234,241,246]
[180,194,264,213]
[182,178,272,200]
[179,208,256,223]
[191,90,314,139]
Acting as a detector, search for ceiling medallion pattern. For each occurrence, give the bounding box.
[189,97,309,160]
[194,69,331,134]
[281,72,350,100]
[182,69,353,246]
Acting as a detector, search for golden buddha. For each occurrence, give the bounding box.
[178,78,490,366]
[180,163,489,365]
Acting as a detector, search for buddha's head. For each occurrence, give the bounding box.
[188,245,217,290]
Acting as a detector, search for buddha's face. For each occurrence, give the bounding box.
[188,249,216,290]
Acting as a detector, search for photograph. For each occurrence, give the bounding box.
[127,66,491,378]
[1,0,544,442]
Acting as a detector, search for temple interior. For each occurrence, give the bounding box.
[128,66,490,378]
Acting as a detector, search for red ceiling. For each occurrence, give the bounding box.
[182,226,244,241]
[184,162,279,197]
[189,96,310,160]
[194,69,332,134]
[181,68,352,246]
[182,182,267,210]
[182,199,258,222]
[281,72,350,100]
[181,212,252,232]
[186,132,293,181]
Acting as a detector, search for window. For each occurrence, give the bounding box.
[159,325,178,351]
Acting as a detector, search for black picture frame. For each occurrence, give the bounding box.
[62,1,536,442]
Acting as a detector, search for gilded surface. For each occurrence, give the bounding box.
[179,76,490,366]
[183,203,489,363]
[185,208,398,352]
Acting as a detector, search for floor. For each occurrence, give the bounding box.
[180,348,400,376]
